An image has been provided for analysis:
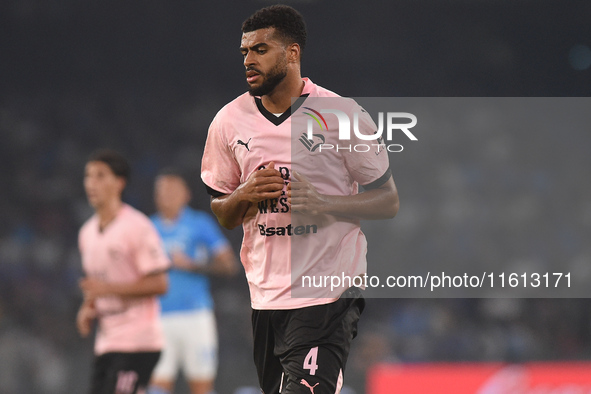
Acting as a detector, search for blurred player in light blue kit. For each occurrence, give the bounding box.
[149,168,238,394]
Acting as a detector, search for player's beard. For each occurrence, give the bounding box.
[248,58,288,97]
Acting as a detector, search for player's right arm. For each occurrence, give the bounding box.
[76,298,96,338]
[77,230,96,338]
[211,162,284,229]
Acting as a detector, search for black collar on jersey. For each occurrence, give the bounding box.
[255,93,310,126]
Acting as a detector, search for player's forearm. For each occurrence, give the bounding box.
[210,191,251,229]
[102,272,168,298]
[210,248,239,276]
[180,250,238,276]
[323,192,398,220]
[320,178,399,220]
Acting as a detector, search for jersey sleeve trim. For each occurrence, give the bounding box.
[361,167,392,190]
[206,185,227,198]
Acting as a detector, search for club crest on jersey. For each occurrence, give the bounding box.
[299,132,325,152]
[237,138,252,151]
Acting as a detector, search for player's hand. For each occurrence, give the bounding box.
[237,161,285,203]
[79,277,112,300]
[76,302,96,338]
[288,171,328,216]
[171,250,203,270]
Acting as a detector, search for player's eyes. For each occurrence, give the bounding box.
[240,48,266,57]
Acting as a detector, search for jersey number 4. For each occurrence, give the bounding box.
[303,346,319,375]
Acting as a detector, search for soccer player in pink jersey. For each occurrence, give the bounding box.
[77,149,170,394]
[201,5,399,394]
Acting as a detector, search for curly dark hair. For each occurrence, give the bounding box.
[242,5,307,51]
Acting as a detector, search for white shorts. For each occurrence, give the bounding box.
[152,309,218,381]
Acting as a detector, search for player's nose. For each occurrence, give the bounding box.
[243,51,256,67]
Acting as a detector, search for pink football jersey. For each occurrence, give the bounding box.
[79,204,170,355]
[201,78,390,309]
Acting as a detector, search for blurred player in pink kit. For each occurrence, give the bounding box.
[77,149,170,394]
[201,5,399,394]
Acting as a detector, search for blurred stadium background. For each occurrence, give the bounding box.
[1,0,590,393]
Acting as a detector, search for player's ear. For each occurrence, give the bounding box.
[116,177,127,195]
[287,43,301,63]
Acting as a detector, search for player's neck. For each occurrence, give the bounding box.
[261,75,305,114]
[96,199,123,231]
[161,208,182,222]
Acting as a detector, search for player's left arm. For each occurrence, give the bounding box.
[288,171,399,220]
[171,212,239,275]
[210,246,239,275]
[79,271,168,300]
[169,246,238,276]
[198,246,239,276]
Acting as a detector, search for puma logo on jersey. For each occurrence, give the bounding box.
[237,138,252,151]
[300,379,319,393]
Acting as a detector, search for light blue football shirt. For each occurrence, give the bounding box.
[151,207,229,313]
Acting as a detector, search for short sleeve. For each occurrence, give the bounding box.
[201,112,242,196]
[134,219,170,276]
[343,103,391,189]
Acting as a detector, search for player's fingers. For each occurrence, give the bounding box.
[291,170,311,183]
[290,204,311,214]
[288,184,313,195]
[289,182,304,190]
[255,175,285,186]
[259,170,283,181]
[290,194,308,202]
[257,191,283,201]
[253,183,283,193]
[254,182,284,192]
[289,196,309,208]
[258,185,285,196]
[252,169,283,182]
